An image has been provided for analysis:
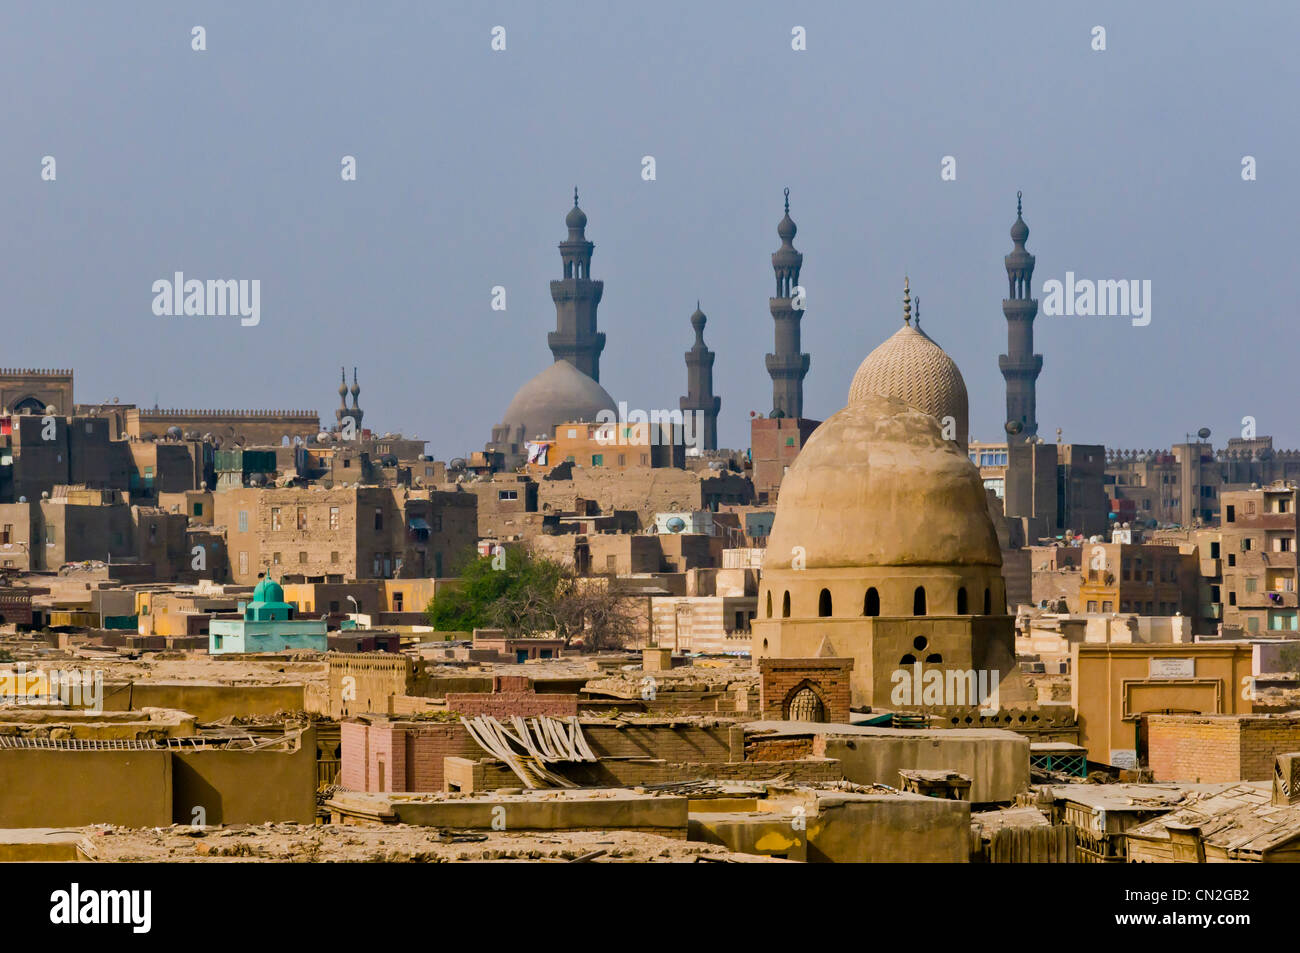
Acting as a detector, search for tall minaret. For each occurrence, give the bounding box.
[680,303,721,450]
[999,191,1042,438]
[349,367,364,430]
[335,368,349,426]
[548,188,606,381]
[766,188,809,418]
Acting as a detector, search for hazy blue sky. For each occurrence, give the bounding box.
[2,2,1295,456]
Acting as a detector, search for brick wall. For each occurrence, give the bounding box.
[582,722,741,762]
[340,720,482,793]
[1148,714,1300,782]
[445,692,579,718]
[758,657,854,723]
[444,755,841,792]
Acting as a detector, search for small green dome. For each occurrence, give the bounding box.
[252,577,284,604]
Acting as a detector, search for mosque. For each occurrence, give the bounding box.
[752,279,1031,714]
[485,187,1035,716]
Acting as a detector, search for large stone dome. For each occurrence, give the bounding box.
[848,323,968,448]
[498,360,616,443]
[764,394,999,571]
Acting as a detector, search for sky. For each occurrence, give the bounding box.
[1,1,1295,457]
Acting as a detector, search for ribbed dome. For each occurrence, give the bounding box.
[764,394,1000,571]
[848,322,969,447]
[499,360,616,443]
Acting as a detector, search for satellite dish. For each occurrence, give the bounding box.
[449,458,467,471]
[1004,420,1023,436]
[1197,427,1211,440]
[666,516,686,533]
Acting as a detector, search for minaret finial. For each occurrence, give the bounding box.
[1017,190,1023,217]
[574,186,579,207]
[914,295,920,330]
[903,276,912,325]
[783,187,789,214]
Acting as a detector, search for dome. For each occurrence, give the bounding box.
[251,577,285,604]
[566,204,587,231]
[1010,215,1028,243]
[764,394,999,571]
[499,360,616,443]
[848,322,968,447]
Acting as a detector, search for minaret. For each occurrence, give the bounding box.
[766,188,809,418]
[999,191,1042,438]
[548,188,606,381]
[335,367,349,426]
[349,367,364,430]
[680,303,721,450]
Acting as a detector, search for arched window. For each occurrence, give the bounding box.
[913,586,927,616]
[782,591,791,618]
[785,686,825,722]
[957,587,968,614]
[766,592,773,618]
[983,587,992,615]
[818,588,832,617]
[864,587,879,617]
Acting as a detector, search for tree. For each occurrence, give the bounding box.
[424,547,637,650]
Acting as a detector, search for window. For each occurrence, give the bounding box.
[1226,505,1235,522]
[374,508,383,531]
[1281,499,1291,514]
[984,587,992,615]
[343,458,351,468]
[271,507,282,531]
[239,552,248,574]
[640,454,648,465]
[864,588,879,617]
[785,437,795,447]
[1277,536,1294,553]
[330,551,339,564]
[393,592,404,611]
[498,490,518,501]
[1248,617,1260,633]
[193,502,203,516]
[0,525,10,544]
[592,454,604,467]
[1247,501,1257,515]
[818,589,832,617]
[299,552,307,564]
[1242,537,1253,551]
[766,592,773,617]
[1246,577,1258,593]
[957,587,968,614]
[329,507,339,530]
[913,586,926,616]
[297,507,307,530]
[1087,600,1098,612]
[329,601,340,613]
[617,454,626,467]
[782,592,791,618]
[1228,554,1236,567]
[1102,601,1114,612]
[238,510,248,533]
[1229,591,1237,606]
[273,552,282,565]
